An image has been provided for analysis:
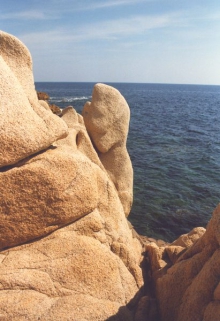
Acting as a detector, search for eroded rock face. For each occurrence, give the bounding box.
[82,83,133,217]
[146,207,220,321]
[0,30,68,167]
[0,106,143,319]
[0,31,143,320]
[0,145,99,249]
[0,226,140,321]
[2,29,220,321]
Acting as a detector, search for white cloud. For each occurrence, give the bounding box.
[20,12,173,48]
[0,10,50,20]
[85,0,149,9]
[0,0,153,21]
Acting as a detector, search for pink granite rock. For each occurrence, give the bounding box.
[83,83,133,216]
[0,31,68,167]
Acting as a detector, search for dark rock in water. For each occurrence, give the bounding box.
[49,103,62,115]
[37,91,50,100]
[37,91,64,115]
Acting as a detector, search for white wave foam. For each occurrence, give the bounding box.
[49,96,91,103]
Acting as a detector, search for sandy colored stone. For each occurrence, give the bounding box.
[0,31,145,321]
[0,145,99,250]
[0,30,34,99]
[49,103,62,115]
[0,98,143,321]
[156,239,167,247]
[146,242,168,275]
[0,31,68,167]
[59,106,104,168]
[82,83,133,216]
[147,238,157,243]
[0,230,139,321]
[171,226,206,248]
[0,113,143,320]
[99,144,133,217]
[151,205,220,321]
[39,99,51,111]
[82,84,130,153]
[165,245,186,264]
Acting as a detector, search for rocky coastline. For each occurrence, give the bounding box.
[0,30,220,321]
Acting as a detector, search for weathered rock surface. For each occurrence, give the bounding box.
[39,99,51,111]
[146,207,220,321]
[0,31,144,320]
[0,144,99,249]
[0,30,68,167]
[0,224,141,321]
[171,226,206,248]
[3,30,219,321]
[37,91,50,100]
[49,103,62,115]
[0,107,143,319]
[39,99,62,115]
[82,83,133,217]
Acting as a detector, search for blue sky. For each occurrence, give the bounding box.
[1,0,220,84]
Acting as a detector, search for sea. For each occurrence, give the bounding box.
[35,82,220,242]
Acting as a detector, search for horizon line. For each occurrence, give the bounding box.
[34,81,220,86]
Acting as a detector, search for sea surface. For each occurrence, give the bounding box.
[35,82,220,242]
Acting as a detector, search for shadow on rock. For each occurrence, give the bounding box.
[106,254,160,321]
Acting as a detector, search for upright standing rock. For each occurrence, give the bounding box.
[82,83,133,217]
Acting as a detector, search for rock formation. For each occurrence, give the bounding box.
[49,103,62,115]
[37,91,50,100]
[0,31,68,167]
[0,31,143,320]
[83,83,133,217]
[1,29,219,321]
[37,91,62,115]
[146,213,220,321]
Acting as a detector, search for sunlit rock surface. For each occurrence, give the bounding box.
[0,31,143,321]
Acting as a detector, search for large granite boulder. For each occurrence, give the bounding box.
[146,206,220,321]
[0,103,143,319]
[0,221,141,321]
[0,30,143,320]
[82,83,133,217]
[0,30,68,167]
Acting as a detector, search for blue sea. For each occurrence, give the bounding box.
[35,82,220,242]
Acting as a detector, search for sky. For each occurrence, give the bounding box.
[1,0,220,84]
